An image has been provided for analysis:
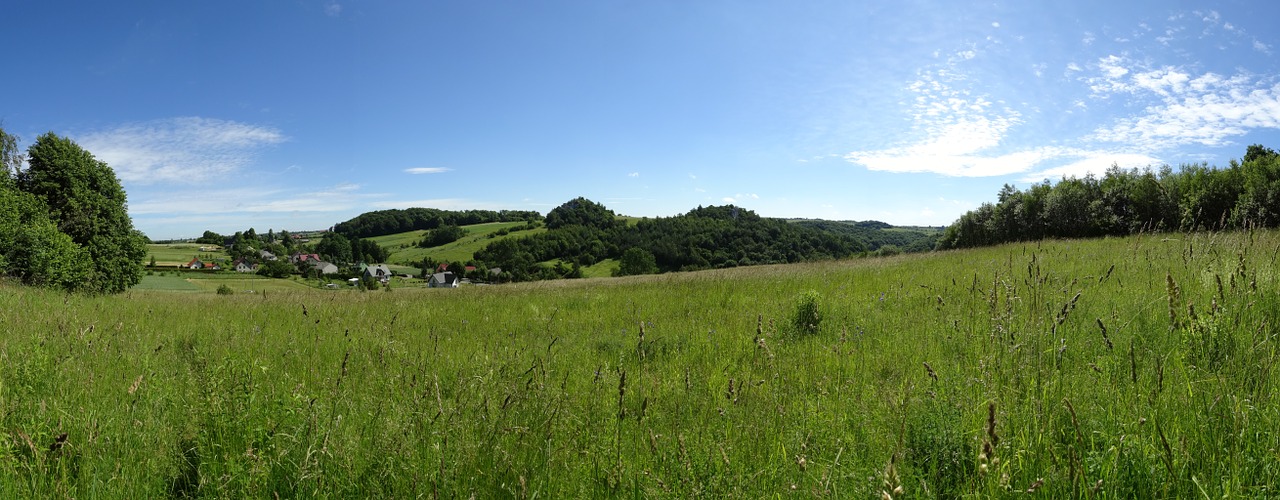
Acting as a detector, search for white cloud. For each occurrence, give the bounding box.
[130,183,372,215]
[846,67,1045,177]
[369,198,505,211]
[1020,153,1163,182]
[1083,54,1280,150]
[957,50,976,60]
[848,147,1061,177]
[1082,31,1096,45]
[404,167,452,174]
[78,117,284,185]
[628,172,640,177]
[1255,39,1272,54]
[721,197,736,203]
[324,2,342,17]
[991,21,1000,28]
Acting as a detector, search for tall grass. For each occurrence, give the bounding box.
[1,230,1278,497]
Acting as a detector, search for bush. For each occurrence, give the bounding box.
[790,290,823,335]
[216,284,234,295]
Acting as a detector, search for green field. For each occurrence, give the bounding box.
[146,243,228,267]
[5,231,1280,497]
[134,272,328,293]
[373,221,547,265]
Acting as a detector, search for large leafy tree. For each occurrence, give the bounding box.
[18,132,146,293]
[0,188,92,290]
[315,232,353,264]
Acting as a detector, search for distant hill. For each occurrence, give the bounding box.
[471,200,871,281]
[790,219,942,253]
[333,208,541,239]
[340,200,942,281]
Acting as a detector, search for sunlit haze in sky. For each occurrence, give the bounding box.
[5,1,1280,239]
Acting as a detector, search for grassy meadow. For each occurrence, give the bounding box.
[2,231,1280,497]
[373,221,546,266]
[146,244,227,267]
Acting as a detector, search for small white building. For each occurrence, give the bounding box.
[428,272,460,288]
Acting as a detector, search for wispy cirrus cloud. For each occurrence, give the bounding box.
[323,1,342,17]
[77,117,284,184]
[847,8,1278,182]
[845,67,1040,177]
[404,167,452,174]
[1083,55,1280,150]
[129,183,375,215]
[369,198,508,211]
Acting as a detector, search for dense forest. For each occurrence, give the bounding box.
[332,207,542,238]
[473,198,867,281]
[791,219,941,253]
[938,144,1280,249]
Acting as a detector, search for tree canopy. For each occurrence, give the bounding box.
[476,198,867,281]
[0,130,145,293]
[544,197,621,230]
[17,133,147,293]
[938,145,1280,250]
[333,207,541,238]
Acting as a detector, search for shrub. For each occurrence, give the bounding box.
[790,290,823,335]
[216,284,234,295]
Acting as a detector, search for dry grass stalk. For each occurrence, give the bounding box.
[980,401,1000,474]
[880,456,903,499]
[128,374,144,395]
[1096,319,1113,350]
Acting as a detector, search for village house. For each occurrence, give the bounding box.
[311,260,339,275]
[428,272,460,288]
[185,257,220,270]
[289,252,322,264]
[364,264,392,282]
[232,258,258,273]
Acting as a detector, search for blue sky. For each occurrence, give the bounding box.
[4,1,1280,240]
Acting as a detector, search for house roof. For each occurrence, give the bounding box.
[430,272,459,284]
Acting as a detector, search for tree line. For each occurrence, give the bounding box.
[332,207,542,239]
[473,198,867,282]
[0,127,147,293]
[938,145,1280,249]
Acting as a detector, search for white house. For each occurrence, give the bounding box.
[428,272,460,288]
[364,264,392,282]
[232,258,258,273]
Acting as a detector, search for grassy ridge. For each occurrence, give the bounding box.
[3,231,1279,496]
[373,221,546,265]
